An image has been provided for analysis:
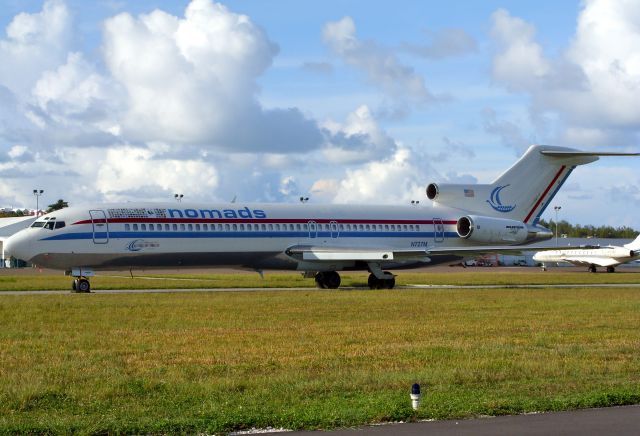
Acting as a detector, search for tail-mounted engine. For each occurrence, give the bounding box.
[456,215,552,244]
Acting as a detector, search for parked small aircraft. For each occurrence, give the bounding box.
[533,234,640,272]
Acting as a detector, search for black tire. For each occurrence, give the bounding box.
[77,279,91,293]
[368,273,378,289]
[589,265,597,273]
[384,277,396,289]
[315,273,327,289]
[325,271,341,289]
[71,280,77,292]
[607,266,615,273]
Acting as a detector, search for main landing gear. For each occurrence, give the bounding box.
[589,264,597,273]
[313,270,396,289]
[315,271,341,289]
[368,272,395,289]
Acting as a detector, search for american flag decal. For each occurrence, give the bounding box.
[464,188,474,197]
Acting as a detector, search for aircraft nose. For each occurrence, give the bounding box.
[4,231,32,263]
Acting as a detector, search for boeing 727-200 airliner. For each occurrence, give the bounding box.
[4,145,638,292]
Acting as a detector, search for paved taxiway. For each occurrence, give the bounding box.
[279,405,640,436]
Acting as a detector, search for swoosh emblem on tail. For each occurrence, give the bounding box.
[487,185,516,213]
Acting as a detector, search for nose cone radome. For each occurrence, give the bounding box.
[4,230,32,262]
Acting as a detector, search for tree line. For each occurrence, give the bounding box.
[538,219,638,239]
[0,199,68,218]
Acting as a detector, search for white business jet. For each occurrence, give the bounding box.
[4,145,638,292]
[533,235,640,273]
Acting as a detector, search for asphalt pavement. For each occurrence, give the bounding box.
[279,405,640,436]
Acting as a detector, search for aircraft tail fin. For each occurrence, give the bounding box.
[427,145,638,225]
[624,234,640,251]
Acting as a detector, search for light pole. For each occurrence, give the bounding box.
[554,205,562,246]
[33,189,44,216]
[174,194,184,202]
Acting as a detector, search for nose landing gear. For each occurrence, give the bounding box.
[68,268,94,293]
[72,278,91,293]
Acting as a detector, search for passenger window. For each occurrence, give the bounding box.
[133,224,138,231]
[165,224,170,231]
[202,224,208,231]
[149,224,154,231]
[141,224,146,231]
[188,224,193,231]
[262,224,267,231]
[225,224,230,231]
[180,224,185,231]
[232,224,237,231]
[172,224,178,231]
[296,224,301,230]
[268,224,273,230]
[275,224,280,231]
[125,224,130,231]
[239,224,244,231]
[195,224,200,231]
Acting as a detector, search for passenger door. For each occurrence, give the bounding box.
[89,210,109,244]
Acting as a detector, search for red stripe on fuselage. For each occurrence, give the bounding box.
[524,165,566,224]
[72,218,459,226]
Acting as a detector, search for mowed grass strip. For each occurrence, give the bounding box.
[1,269,639,291]
[1,287,640,433]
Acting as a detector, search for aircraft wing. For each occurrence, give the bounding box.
[285,244,558,264]
[285,245,430,262]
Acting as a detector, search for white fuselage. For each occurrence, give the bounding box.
[4,201,545,272]
[533,245,639,268]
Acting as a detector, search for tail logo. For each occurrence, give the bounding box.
[487,185,516,213]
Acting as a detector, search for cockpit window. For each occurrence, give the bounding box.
[44,221,55,230]
[31,221,45,228]
[54,221,65,229]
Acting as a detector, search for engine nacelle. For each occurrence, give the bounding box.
[456,215,550,244]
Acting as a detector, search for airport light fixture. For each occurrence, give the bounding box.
[174,194,184,202]
[33,189,44,216]
[554,206,562,246]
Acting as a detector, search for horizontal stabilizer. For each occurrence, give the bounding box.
[540,150,640,157]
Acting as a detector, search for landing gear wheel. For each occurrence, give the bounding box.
[315,272,327,289]
[315,271,341,289]
[589,265,597,273]
[368,272,396,290]
[607,266,615,273]
[76,278,91,293]
[72,280,77,291]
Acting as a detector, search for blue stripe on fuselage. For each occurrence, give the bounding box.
[41,231,460,241]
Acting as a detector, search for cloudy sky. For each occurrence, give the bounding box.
[0,0,638,226]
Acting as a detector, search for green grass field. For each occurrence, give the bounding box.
[1,269,639,292]
[1,272,640,433]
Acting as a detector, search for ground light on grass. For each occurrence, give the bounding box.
[1,287,640,433]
